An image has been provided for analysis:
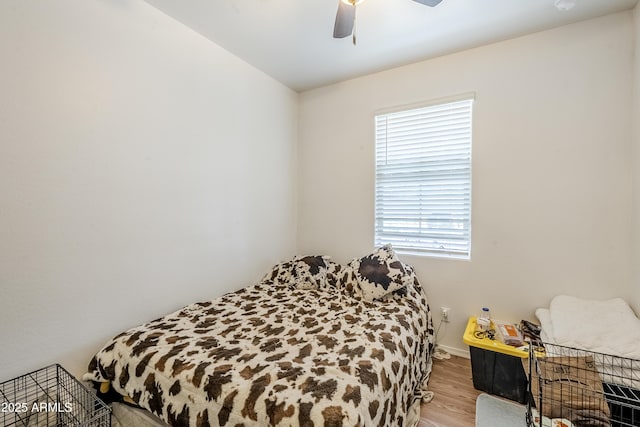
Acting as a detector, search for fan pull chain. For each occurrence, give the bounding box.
[352,4,357,45]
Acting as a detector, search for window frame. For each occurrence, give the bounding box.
[374,94,474,260]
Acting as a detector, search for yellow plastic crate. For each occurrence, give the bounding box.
[463,316,529,358]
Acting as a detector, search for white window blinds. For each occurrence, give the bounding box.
[375,97,473,259]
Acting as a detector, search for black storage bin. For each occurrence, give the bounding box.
[469,346,528,403]
[603,382,640,427]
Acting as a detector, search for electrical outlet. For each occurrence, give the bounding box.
[440,306,450,323]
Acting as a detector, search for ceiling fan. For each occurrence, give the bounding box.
[333,0,444,44]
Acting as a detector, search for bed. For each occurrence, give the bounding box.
[84,246,435,427]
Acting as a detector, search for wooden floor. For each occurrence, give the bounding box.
[419,355,482,427]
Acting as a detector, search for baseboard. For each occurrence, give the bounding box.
[435,344,470,359]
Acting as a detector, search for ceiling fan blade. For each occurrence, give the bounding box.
[412,0,443,6]
[333,1,355,38]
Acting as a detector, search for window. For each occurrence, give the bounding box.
[374,96,473,259]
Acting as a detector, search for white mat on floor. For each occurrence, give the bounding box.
[111,403,168,427]
[475,393,527,427]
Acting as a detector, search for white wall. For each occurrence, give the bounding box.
[632,3,640,315]
[0,0,297,380]
[298,12,634,354]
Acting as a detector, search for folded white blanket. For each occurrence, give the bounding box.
[548,295,640,360]
[534,308,556,345]
[536,295,640,389]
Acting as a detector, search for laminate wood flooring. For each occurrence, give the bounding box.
[419,355,482,427]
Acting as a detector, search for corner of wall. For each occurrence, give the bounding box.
[631,2,640,315]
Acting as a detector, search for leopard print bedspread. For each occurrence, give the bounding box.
[84,264,434,427]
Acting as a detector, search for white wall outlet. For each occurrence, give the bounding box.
[440,306,451,322]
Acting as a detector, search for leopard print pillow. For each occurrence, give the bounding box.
[261,256,336,290]
[259,260,293,287]
[349,244,410,301]
[291,255,331,289]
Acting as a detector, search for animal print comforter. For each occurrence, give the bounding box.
[84,255,434,427]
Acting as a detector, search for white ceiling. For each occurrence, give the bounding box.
[144,0,638,92]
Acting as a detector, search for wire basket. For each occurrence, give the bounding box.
[526,342,640,427]
[0,364,111,427]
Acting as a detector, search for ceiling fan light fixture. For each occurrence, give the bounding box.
[333,0,442,42]
[555,0,576,11]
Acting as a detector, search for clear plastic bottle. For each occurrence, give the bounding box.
[476,307,491,333]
